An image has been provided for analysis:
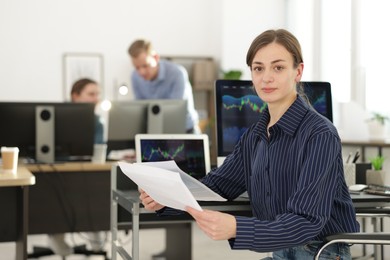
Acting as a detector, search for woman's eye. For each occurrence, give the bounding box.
[252,67,263,72]
[275,66,284,71]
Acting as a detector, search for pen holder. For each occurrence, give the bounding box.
[343,163,356,187]
[355,163,372,184]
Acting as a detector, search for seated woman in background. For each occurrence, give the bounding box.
[71,78,104,144]
[48,78,106,256]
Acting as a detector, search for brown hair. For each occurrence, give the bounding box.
[70,78,97,100]
[128,39,154,58]
[246,29,303,68]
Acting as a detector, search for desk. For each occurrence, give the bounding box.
[110,166,390,260]
[111,191,252,260]
[25,162,113,234]
[0,167,36,260]
[110,165,251,260]
[24,161,186,251]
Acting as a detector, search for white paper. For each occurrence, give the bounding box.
[118,160,226,211]
[140,160,226,201]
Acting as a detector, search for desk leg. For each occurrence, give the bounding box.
[132,202,140,260]
[16,186,28,260]
[372,217,383,260]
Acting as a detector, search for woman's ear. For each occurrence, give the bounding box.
[71,93,78,102]
[295,63,304,82]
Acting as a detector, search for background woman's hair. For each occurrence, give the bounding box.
[70,78,97,97]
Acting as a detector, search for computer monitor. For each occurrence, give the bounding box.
[107,99,187,151]
[215,80,333,165]
[0,102,95,163]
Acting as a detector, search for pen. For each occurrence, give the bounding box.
[352,151,360,163]
[346,152,352,163]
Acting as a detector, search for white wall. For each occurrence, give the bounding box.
[0,0,290,103]
[0,0,228,102]
[220,0,286,80]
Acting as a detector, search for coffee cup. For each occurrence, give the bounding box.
[92,144,107,164]
[1,146,19,173]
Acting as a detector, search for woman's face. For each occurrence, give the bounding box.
[72,83,100,104]
[250,42,303,107]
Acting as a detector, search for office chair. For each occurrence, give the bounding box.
[314,233,390,260]
[315,208,390,260]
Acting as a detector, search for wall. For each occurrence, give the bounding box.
[0,0,290,102]
[0,0,225,102]
[220,0,286,80]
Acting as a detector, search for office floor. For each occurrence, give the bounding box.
[0,223,266,260]
[0,223,381,259]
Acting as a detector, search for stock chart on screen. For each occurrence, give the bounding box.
[215,80,332,157]
[140,139,207,179]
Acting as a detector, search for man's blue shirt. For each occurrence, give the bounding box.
[131,60,199,130]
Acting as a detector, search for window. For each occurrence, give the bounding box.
[360,0,390,115]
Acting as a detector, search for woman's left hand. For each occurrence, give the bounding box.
[186,207,236,240]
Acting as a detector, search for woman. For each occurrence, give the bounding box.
[48,78,105,256]
[71,78,104,144]
[140,29,359,259]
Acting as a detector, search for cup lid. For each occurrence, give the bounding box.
[1,146,19,152]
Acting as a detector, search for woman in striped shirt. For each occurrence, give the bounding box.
[140,29,360,259]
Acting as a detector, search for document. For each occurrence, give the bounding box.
[118,160,226,211]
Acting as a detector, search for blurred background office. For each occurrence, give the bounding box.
[1,0,389,132]
[1,0,389,175]
[1,0,390,197]
[1,0,390,258]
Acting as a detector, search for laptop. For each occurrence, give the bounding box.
[135,134,211,180]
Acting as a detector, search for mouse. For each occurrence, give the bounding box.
[348,184,368,192]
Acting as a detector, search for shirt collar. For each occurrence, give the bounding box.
[155,60,166,82]
[256,95,310,137]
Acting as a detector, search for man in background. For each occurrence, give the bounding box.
[128,39,200,134]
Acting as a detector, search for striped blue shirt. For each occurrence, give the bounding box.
[201,95,360,252]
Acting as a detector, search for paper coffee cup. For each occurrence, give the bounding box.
[92,144,107,164]
[1,146,19,173]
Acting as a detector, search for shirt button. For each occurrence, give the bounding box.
[266,191,270,196]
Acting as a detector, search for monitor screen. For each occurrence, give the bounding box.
[107,100,187,151]
[135,134,210,180]
[0,102,95,162]
[215,80,333,158]
[301,81,333,122]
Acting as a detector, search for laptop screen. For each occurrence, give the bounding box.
[135,134,210,180]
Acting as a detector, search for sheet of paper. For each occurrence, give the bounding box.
[140,160,226,201]
[118,161,202,211]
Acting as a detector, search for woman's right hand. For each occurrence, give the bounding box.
[139,189,165,211]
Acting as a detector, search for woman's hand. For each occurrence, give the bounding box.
[139,189,164,211]
[186,207,237,240]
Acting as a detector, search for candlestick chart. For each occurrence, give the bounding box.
[221,94,266,153]
[140,139,206,179]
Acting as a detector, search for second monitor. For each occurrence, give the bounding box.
[107,99,187,150]
[215,80,333,165]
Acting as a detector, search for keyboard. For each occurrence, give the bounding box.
[365,184,390,196]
